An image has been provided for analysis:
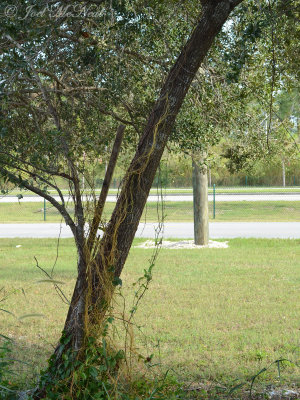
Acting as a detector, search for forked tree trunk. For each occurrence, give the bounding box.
[50,0,243,369]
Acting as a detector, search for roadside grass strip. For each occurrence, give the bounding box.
[1,201,300,223]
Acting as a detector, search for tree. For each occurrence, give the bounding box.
[204,0,300,187]
[1,0,243,396]
[170,43,251,244]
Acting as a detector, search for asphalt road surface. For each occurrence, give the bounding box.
[0,222,299,239]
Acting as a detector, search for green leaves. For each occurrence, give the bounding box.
[38,332,128,399]
[112,276,122,287]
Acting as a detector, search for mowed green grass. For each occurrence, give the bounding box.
[1,200,300,222]
[0,238,299,390]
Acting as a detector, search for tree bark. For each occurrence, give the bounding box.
[192,159,209,245]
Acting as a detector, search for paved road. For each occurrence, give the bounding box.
[0,222,299,239]
[1,194,300,203]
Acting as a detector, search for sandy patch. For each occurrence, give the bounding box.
[135,239,228,249]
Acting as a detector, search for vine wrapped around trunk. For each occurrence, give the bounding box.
[57,0,242,358]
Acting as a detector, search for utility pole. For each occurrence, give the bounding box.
[282,158,286,187]
[192,157,209,245]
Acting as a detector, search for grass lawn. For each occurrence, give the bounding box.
[0,238,299,394]
[1,200,300,223]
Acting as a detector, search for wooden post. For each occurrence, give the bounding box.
[282,159,286,187]
[192,158,209,245]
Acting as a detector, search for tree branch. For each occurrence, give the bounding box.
[0,167,76,235]
[35,69,66,87]
[0,160,67,207]
[87,124,125,250]
[97,106,135,126]
[0,152,74,181]
[200,0,243,11]
[121,49,167,66]
[4,34,62,131]
[5,86,106,96]
[120,101,143,135]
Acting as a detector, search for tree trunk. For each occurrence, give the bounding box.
[192,159,209,245]
[60,254,88,352]
[45,0,242,375]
